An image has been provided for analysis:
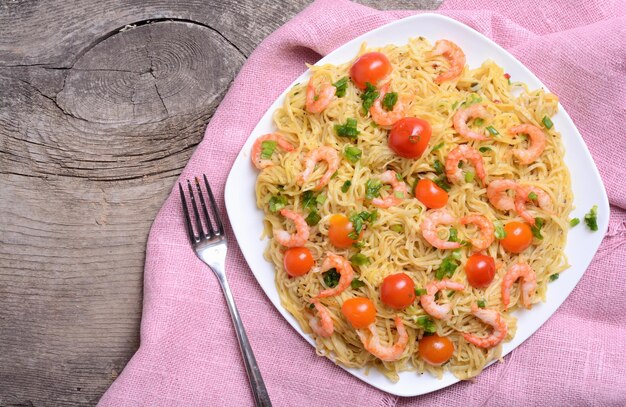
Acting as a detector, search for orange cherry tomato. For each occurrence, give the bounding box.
[328,214,360,248]
[380,273,416,309]
[341,297,377,329]
[283,247,314,277]
[465,253,496,288]
[414,179,448,209]
[418,335,454,366]
[350,52,392,90]
[388,118,432,159]
[501,221,533,253]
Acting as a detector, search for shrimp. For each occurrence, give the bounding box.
[445,144,486,184]
[316,253,354,298]
[308,299,334,337]
[420,279,465,320]
[514,185,553,225]
[421,209,462,250]
[501,262,537,310]
[273,209,310,247]
[372,170,409,208]
[251,133,296,170]
[459,214,495,251]
[452,104,490,141]
[370,83,409,127]
[462,303,508,348]
[509,124,546,164]
[298,146,339,190]
[306,76,336,113]
[428,40,466,84]
[487,179,519,212]
[356,317,408,362]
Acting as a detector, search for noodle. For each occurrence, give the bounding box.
[254,37,572,382]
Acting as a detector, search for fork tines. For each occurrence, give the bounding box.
[178,174,225,243]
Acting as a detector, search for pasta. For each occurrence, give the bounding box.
[253,37,572,382]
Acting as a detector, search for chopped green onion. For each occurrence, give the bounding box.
[365,179,383,200]
[528,192,538,200]
[350,253,370,267]
[542,115,554,129]
[531,217,545,240]
[394,191,405,199]
[433,159,445,175]
[333,77,349,98]
[569,218,580,228]
[451,249,462,260]
[415,288,427,296]
[549,273,559,282]
[260,140,278,160]
[382,92,398,111]
[350,278,366,289]
[479,146,492,153]
[464,172,475,183]
[341,180,352,193]
[308,303,315,310]
[447,291,456,298]
[448,227,459,242]
[435,255,460,280]
[322,268,340,288]
[269,195,288,213]
[477,300,486,308]
[343,145,362,163]
[316,194,327,205]
[334,118,360,139]
[349,211,377,235]
[584,205,598,231]
[416,316,437,333]
[301,190,317,210]
[390,224,404,233]
[494,220,506,240]
[431,142,445,152]
[352,241,365,249]
[473,118,485,126]
[486,126,499,136]
[360,82,379,114]
[396,172,403,181]
[305,211,321,226]
[434,177,452,192]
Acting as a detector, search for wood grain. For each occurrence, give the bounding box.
[0,0,442,405]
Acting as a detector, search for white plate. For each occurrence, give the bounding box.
[224,13,610,397]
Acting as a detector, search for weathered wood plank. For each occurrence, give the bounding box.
[0,1,442,405]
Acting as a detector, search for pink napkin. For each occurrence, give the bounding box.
[99,0,626,405]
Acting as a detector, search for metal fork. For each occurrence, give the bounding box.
[179,175,272,407]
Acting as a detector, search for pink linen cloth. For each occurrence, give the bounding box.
[99,0,626,405]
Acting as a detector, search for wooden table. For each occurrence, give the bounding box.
[0,1,441,405]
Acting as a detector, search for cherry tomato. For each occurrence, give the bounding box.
[380,273,416,309]
[341,297,377,329]
[501,221,533,253]
[350,52,392,90]
[465,253,496,288]
[283,247,314,277]
[418,335,454,366]
[414,179,448,209]
[328,214,360,248]
[388,118,432,159]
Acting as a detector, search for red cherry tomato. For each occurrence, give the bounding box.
[501,222,533,253]
[388,118,432,159]
[380,273,416,309]
[465,253,496,288]
[350,52,392,90]
[328,214,360,248]
[414,179,448,209]
[283,247,314,277]
[419,335,454,366]
[341,297,377,329]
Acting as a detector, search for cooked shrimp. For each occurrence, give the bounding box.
[509,124,546,164]
[306,76,336,113]
[273,209,310,247]
[459,214,495,250]
[428,40,466,84]
[316,253,354,298]
[251,133,296,169]
[452,104,490,141]
[298,146,340,190]
[308,299,333,337]
[514,185,553,225]
[420,279,465,320]
[421,209,462,250]
[445,144,487,184]
[487,179,519,211]
[372,170,409,208]
[501,262,537,310]
[462,303,508,348]
[356,317,408,362]
[370,83,409,127]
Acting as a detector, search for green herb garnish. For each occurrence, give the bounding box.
[542,115,554,129]
[343,145,362,163]
[433,159,444,175]
[269,195,288,213]
[323,268,341,288]
[584,205,598,231]
[473,118,485,126]
[479,146,492,153]
[486,126,499,136]
[434,177,452,192]
[333,77,349,98]
[415,288,427,296]
[448,227,459,242]
[431,142,445,152]
[365,179,383,200]
[350,253,370,267]
[549,273,559,282]
[390,224,404,233]
[528,192,538,200]
[494,220,506,240]
[260,140,277,160]
[301,190,317,210]
[464,172,475,183]
[477,300,486,308]
[417,316,437,333]
[334,118,360,139]
[350,278,366,289]
[435,255,460,280]
[531,217,545,240]
[341,180,352,193]
[382,92,398,111]
[305,211,321,226]
[360,82,379,114]
[569,218,580,228]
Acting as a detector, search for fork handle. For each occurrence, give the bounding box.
[216,274,272,407]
